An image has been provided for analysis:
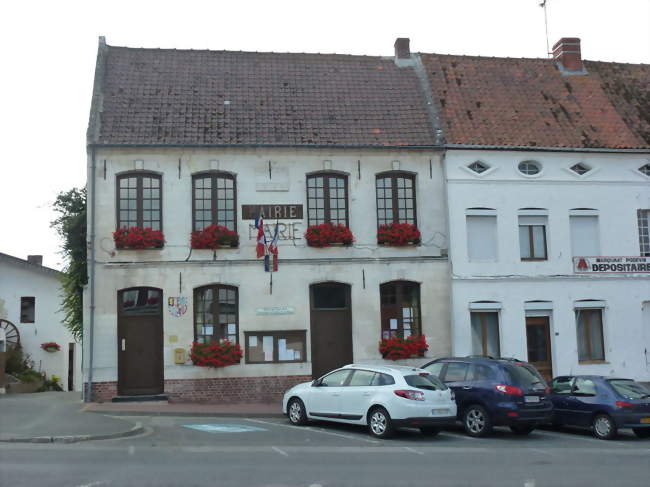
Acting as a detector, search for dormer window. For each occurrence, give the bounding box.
[467,161,489,174]
[639,164,650,177]
[570,163,591,175]
[518,161,541,176]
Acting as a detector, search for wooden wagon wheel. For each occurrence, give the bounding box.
[0,319,20,349]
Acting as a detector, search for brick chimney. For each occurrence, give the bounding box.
[27,255,43,266]
[394,38,411,60]
[553,37,583,72]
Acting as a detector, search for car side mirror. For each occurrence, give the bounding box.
[312,379,322,387]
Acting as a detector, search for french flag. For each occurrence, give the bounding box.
[255,216,266,258]
[268,222,279,272]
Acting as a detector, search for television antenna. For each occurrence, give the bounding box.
[539,0,551,58]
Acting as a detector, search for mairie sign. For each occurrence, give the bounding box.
[573,256,650,274]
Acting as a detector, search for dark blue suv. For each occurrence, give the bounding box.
[421,357,553,437]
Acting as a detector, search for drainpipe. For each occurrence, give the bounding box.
[85,147,97,402]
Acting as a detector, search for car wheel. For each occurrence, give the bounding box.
[287,398,308,426]
[592,414,617,440]
[419,427,440,437]
[367,406,394,439]
[510,424,536,435]
[632,428,650,439]
[463,405,492,437]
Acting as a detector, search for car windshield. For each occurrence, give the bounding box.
[404,374,447,391]
[607,379,650,400]
[505,363,546,389]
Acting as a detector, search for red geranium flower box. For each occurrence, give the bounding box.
[191,224,239,249]
[379,335,428,361]
[305,222,355,247]
[41,342,61,353]
[190,340,243,368]
[113,227,165,250]
[377,222,421,246]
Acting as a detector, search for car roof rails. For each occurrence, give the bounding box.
[497,357,524,362]
[465,355,495,360]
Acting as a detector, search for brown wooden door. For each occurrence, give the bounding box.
[309,282,353,380]
[526,316,553,382]
[117,287,164,396]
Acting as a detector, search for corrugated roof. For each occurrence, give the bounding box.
[420,53,650,149]
[89,43,436,147]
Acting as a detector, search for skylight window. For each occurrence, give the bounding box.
[570,163,591,175]
[639,164,650,177]
[467,161,489,174]
[518,161,541,176]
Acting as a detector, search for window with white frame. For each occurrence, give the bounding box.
[518,209,548,260]
[638,210,650,257]
[470,310,500,357]
[466,209,497,261]
[575,306,605,362]
[569,209,600,256]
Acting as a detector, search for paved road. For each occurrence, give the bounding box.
[1,416,649,487]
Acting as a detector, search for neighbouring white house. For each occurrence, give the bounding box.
[421,38,650,382]
[0,252,82,391]
[83,38,451,402]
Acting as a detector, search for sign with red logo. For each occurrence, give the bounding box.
[573,256,650,273]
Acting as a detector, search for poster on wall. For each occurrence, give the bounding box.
[168,296,188,317]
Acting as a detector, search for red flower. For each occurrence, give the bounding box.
[40,342,61,352]
[379,335,428,360]
[377,222,421,246]
[190,340,243,368]
[113,227,165,250]
[191,225,239,249]
[304,222,355,247]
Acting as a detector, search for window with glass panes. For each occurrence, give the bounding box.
[470,311,500,357]
[518,214,548,260]
[192,173,236,231]
[306,173,348,226]
[638,210,650,256]
[380,281,421,339]
[194,285,238,344]
[576,308,605,362]
[117,173,162,230]
[376,173,416,226]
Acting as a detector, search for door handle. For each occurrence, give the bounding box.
[331,393,340,397]
[121,339,126,351]
[462,386,472,390]
[363,392,372,396]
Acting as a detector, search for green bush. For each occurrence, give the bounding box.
[5,345,34,375]
[16,369,44,383]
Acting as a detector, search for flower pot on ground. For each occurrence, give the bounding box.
[305,222,355,247]
[40,342,61,353]
[190,224,239,249]
[379,335,428,361]
[190,340,243,367]
[377,222,421,246]
[113,227,165,250]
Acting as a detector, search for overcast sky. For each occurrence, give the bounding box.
[1,0,649,271]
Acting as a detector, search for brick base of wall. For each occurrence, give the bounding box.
[88,375,311,403]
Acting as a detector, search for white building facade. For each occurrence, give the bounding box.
[84,39,451,402]
[0,253,82,391]
[445,150,650,381]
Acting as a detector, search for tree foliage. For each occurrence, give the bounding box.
[51,187,87,341]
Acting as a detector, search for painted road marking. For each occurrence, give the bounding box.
[182,424,267,434]
[403,446,424,455]
[272,446,289,457]
[533,429,630,447]
[244,418,381,444]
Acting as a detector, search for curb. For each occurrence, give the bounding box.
[85,410,285,418]
[0,422,144,444]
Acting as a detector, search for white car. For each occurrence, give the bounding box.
[282,364,457,438]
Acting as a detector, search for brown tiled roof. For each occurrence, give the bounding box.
[90,44,436,147]
[421,54,650,149]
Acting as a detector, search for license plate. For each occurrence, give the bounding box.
[524,396,540,403]
[641,418,650,424]
[432,408,449,415]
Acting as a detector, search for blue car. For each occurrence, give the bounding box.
[549,375,650,440]
[421,357,553,437]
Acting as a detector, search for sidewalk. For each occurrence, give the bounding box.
[84,399,285,417]
[0,392,143,443]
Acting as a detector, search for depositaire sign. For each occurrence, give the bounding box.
[573,256,650,274]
